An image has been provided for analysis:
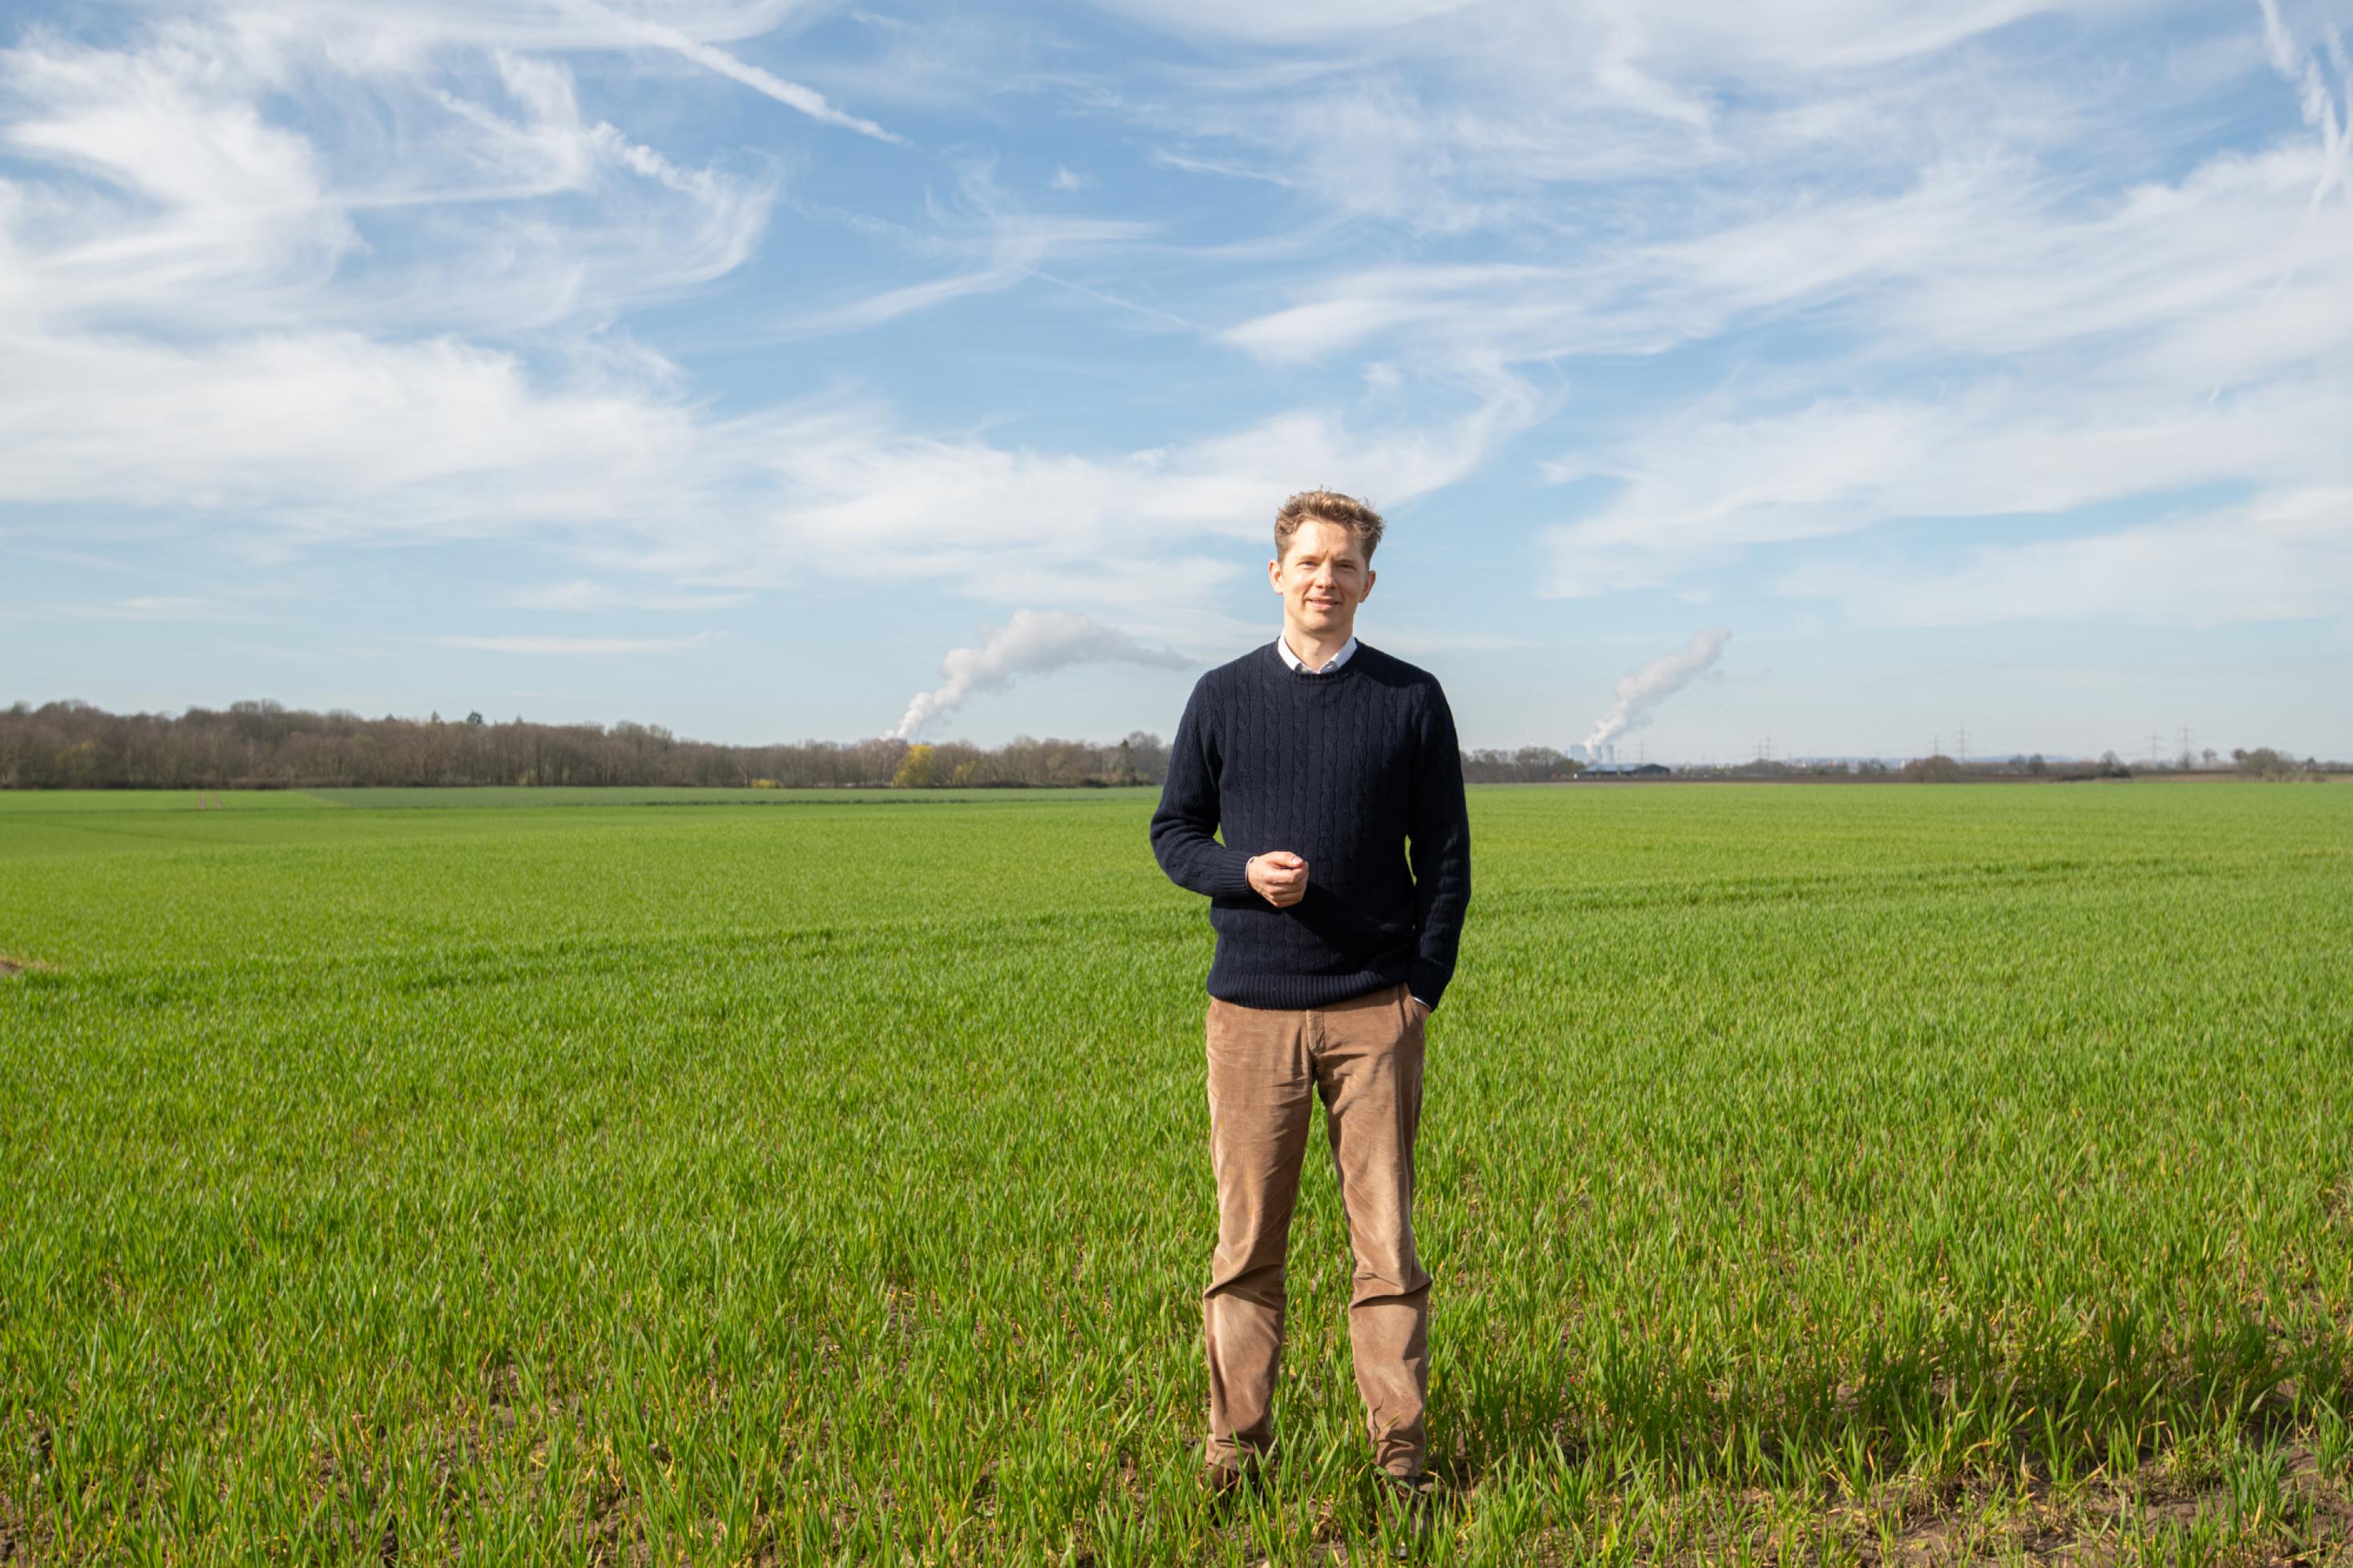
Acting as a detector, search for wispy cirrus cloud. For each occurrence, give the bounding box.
[1533,130,2353,602]
[1777,489,2353,629]
[0,2,1526,642]
[501,579,754,612]
[1102,0,2353,633]
[1106,0,2150,232]
[1128,0,2353,630]
[775,158,1158,336]
[554,0,904,143]
[434,632,724,655]
[6,0,2351,756]
[62,596,255,622]
[614,371,1546,641]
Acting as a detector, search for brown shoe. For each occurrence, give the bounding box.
[1202,1455,1261,1516]
[1375,1469,1438,1534]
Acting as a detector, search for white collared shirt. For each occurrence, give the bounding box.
[1275,633,1359,675]
[1266,630,1431,1013]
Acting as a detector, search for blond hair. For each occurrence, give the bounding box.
[1275,489,1384,563]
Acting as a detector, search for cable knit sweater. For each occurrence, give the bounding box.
[1150,639,1472,1010]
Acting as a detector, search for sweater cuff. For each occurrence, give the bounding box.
[1407,960,1452,1011]
[1207,848,1255,898]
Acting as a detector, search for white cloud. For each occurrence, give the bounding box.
[1539,369,2353,596]
[556,0,903,143]
[1093,0,2127,64]
[1085,0,1476,42]
[1776,490,2353,628]
[0,11,1540,628]
[502,579,754,611]
[0,18,779,341]
[776,159,1154,335]
[62,596,254,622]
[1106,0,2353,634]
[1495,20,2353,620]
[7,0,2347,668]
[0,327,722,529]
[1114,0,2165,234]
[205,0,897,140]
[615,373,1544,636]
[435,632,724,654]
[1223,138,2353,379]
[1,21,354,324]
[0,17,782,547]
[2256,0,2352,211]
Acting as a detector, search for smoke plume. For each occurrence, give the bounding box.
[892,609,1194,739]
[1580,627,1731,760]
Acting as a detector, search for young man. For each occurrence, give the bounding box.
[1149,489,1472,1511]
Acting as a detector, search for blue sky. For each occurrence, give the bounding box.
[2,0,2348,762]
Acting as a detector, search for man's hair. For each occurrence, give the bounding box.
[1275,489,1385,563]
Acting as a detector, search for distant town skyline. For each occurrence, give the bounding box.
[3,1,2349,764]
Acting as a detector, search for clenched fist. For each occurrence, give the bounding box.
[1246,851,1308,908]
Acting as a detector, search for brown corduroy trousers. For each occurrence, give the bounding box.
[1201,981,1431,1479]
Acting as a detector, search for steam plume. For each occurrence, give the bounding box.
[893,610,1193,739]
[1581,627,1731,760]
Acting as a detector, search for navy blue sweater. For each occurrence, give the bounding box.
[1150,640,1471,1010]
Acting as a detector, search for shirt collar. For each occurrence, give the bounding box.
[1275,633,1359,675]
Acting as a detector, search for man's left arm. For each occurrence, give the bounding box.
[1406,680,1472,1014]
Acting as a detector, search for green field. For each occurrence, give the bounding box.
[3,783,2351,1564]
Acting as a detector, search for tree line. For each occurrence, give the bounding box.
[0,700,1174,791]
[1,699,1609,792]
[3,699,2328,790]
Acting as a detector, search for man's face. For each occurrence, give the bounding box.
[1268,516,1375,638]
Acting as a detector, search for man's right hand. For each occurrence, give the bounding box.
[1246,851,1308,908]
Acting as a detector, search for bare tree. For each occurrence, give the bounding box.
[0,700,1187,790]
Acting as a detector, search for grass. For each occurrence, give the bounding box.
[2,781,2350,1563]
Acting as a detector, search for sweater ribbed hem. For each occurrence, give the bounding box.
[1207,964,1413,1011]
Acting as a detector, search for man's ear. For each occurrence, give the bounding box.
[1267,557,1283,593]
[1360,566,1376,602]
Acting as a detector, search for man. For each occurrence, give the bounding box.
[1149,488,1472,1515]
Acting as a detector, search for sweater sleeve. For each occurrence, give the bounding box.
[1150,676,1255,899]
[1406,680,1472,1009]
